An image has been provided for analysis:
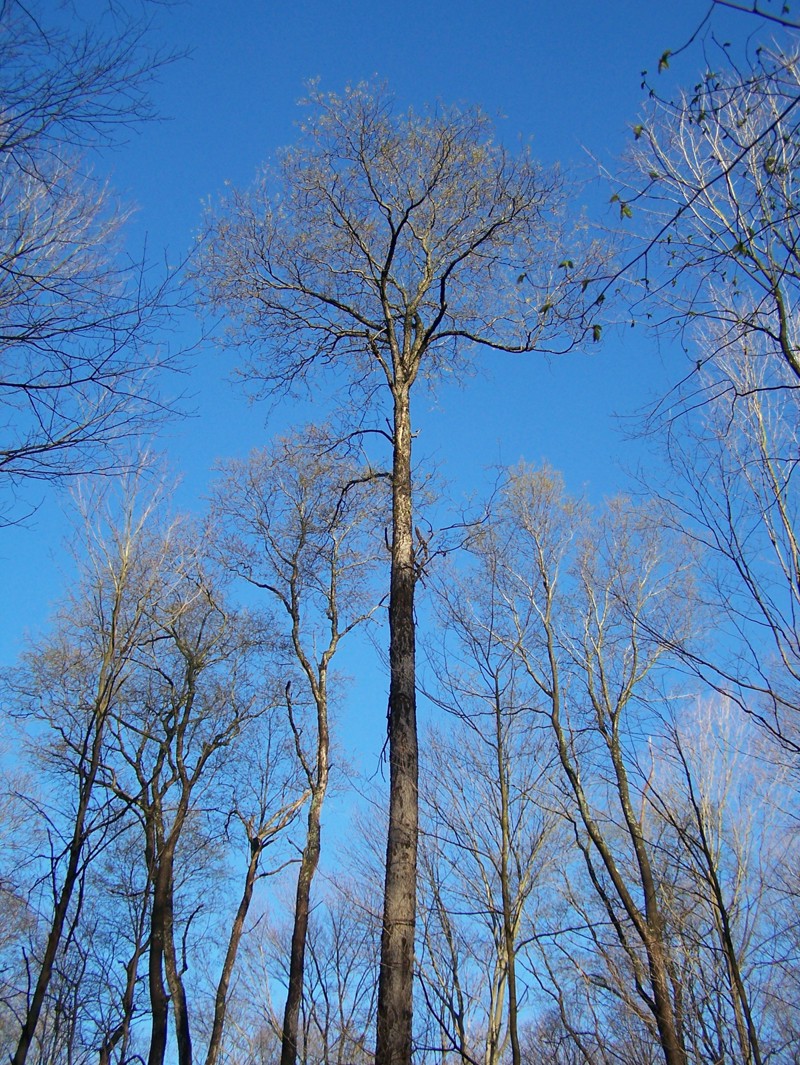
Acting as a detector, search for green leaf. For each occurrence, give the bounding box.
[559,259,573,270]
[516,273,527,284]
[658,49,671,73]
[592,324,602,343]
[633,124,644,140]
[620,202,633,220]
[539,302,553,315]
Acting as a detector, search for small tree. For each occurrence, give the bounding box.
[98,530,292,1065]
[420,555,560,1065]
[645,701,791,1065]
[199,84,603,1064]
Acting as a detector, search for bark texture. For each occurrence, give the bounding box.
[375,388,419,1065]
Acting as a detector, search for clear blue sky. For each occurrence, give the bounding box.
[1,0,788,680]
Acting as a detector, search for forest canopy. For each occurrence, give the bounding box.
[1,2,799,1064]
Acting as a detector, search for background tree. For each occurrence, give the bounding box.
[624,45,800,404]
[418,554,560,1065]
[0,0,177,506]
[199,82,604,1065]
[461,466,696,1065]
[98,545,285,1065]
[622,45,800,754]
[653,338,800,750]
[0,478,305,1065]
[645,701,792,1065]
[1,477,184,1065]
[210,426,383,1065]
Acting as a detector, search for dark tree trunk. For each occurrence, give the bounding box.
[161,848,193,1065]
[280,780,326,1065]
[375,386,419,1065]
[205,834,264,1065]
[147,834,192,1065]
[99,933,147,1065]
[495,700,521,1065]
[12,715,106,1065]
[146,831,171,1065]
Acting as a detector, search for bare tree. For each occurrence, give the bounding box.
[203,722,309,1065]
[621,45,800,418]
[1,475,303,1065]
[0,0,178,503]
[645,700,794,1065]
[1,475,184,1065]
[210,426,383,1065]
[198,83,603,1064]
[465,465,696,1065]
[417,723,556,1065]
[419,554,560,1065]
[240,874,380,1065]
[98,535,288,1065]
[625,51,800,751]
[651,330,800,752]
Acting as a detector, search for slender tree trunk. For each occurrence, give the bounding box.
[159,844,193,1065]
[99,934,147,1065]
[146,820,194,1065]
[676,744,763,1065]
[495,702,521,1065]
[12,716,105,1065]
[146,827,171,1065]
[280,766,328,1065]
[609,736,687,1065]
[376,385,419,1065]
[205,836,263,1065]
[548,639,686,1065]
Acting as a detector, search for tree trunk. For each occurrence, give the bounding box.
[205,835,263,1065]
[146,827,171,1065]
[159,843,193,1065]
[495,702,521,1065]
[375,385,419,1065]
[12,714,106,1065]
[99,935,147,1065]
[146,822,194,1065]
[280,770,327,1065]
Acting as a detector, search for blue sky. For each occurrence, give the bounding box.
[1,0,788,680]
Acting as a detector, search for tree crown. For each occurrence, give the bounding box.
[200,82,603,399]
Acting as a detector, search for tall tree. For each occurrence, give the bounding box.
[468,466,695,1065]
[199,83,602,1064]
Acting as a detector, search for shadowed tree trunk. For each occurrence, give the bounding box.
[376,385,419,1061]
